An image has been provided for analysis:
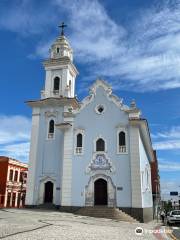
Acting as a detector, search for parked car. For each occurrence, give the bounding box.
[166,210,180,225]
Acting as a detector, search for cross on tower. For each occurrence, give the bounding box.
[58,22,67,36]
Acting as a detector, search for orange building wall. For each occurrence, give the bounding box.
[0,157,8,194]
[0,156,28,208]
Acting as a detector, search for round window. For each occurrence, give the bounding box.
[95,105,105,114]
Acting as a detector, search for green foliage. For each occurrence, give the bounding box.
[163,200,172,212]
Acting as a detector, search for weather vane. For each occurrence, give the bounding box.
[58,22,67,36]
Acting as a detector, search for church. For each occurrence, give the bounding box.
[26,25,154,222]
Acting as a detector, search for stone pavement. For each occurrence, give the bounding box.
[0,209,169,240]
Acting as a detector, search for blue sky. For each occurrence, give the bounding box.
[0,0,180,198]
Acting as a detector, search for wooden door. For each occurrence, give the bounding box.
[44,181,53,203]
[94,179,107,205]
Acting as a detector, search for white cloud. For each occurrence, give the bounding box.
[161,180,180,200]
[151,126,180,150]
[47,0,180,91]
[158,159,180,172]
[0,142,30,163]
[0,115,31,162]
[152,126,180,139]
[1,0,180,91]
[0,115,31,144]
[157,158,180,201]
[0,0,59,36]
[57,0,126,60]
[152,126,180,150]
[29,39,54,59]
[153,140,180,150]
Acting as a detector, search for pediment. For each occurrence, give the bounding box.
[89,79,112,95]
[74,79,129,113]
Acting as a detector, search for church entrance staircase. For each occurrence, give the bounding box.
[75,206,138,223]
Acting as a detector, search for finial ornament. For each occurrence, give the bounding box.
[58,22,67,36]
[130,99,137,109]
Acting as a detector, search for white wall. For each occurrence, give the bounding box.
[26,105,65,205]
[139,135,153,208]
[72,86,132,207]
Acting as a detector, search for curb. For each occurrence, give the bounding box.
[167,229,178,240]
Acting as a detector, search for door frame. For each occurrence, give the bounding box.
[39,177,56,205]
[85,174,116,207]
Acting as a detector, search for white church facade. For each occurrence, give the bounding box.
[26,28,154,222]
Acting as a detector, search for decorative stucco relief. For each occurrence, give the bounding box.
[86,153,115,174]
[45,111,58,118]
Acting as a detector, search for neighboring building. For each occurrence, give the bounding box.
[26,28,155,222]
[151,150,161,217]
[0,156,28,208]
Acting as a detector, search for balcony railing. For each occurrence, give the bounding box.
[48,133,54,139]
[76,147,83,154]
[119,145,126,153]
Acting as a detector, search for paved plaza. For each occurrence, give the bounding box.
[0,209,170,240]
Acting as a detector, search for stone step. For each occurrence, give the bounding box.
[38,203,56,209]
[75,207,138,223]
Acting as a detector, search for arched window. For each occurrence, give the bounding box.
[48,120,54,139]
[76,133,83,154]
[119,131,125,146]
[14,170,18,182]
[119,131,126,152]
[77,133,82,147]
[9,169,13,181]
[49,120,54,133]
[53,77,60,92]
[96,138,105,151]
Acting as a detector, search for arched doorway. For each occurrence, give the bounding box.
[94,178,107,205]
[44,181,53,203]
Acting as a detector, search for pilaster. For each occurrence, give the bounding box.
[60,125,73,206]
[25,108,41,205]
[129,125,142,208]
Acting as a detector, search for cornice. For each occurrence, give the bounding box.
[26,97,80,109]
[56,122,72,130]
[8,159,28,168]
[43,57,78,75]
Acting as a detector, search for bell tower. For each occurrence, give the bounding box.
[41,23,78,99]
